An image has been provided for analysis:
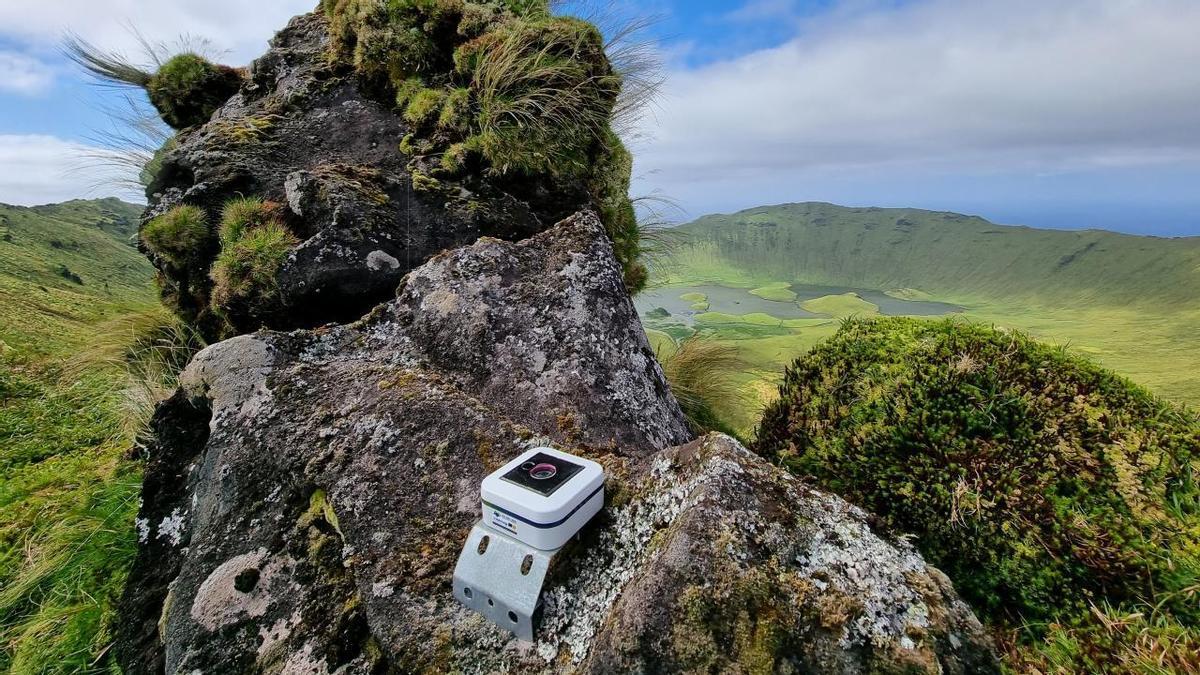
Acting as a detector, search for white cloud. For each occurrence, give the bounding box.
[0,51,55,94]
[634,0,1200,213]
[0,135,141,206]
[0,0,314,66]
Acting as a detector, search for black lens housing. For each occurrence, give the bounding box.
[501,452,583,496]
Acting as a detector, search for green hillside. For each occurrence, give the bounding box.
[0,198,154,355]
[644,203,1200,431]
[674,202,1200,309]
[0,198,172,671]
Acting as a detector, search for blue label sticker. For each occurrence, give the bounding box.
[490,509,518,534]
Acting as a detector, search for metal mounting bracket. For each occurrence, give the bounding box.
[452,521,558,641]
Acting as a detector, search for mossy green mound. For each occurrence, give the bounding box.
[320,0,645,290]
[749,282,797,302]
[142,205,212,267]
[679,291,709,311]
[755,317,1200,627]
[148,54,243,129]
[799,292,878,317]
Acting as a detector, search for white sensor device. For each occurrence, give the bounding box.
[479,446,605,550]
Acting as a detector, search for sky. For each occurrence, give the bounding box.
[0,0,1198,236]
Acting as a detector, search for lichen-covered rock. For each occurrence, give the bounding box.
[116,212,995,673]
[574,435,997,674]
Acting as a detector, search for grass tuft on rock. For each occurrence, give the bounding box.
[320,0,648,291]
[219,197,282,246]
[659,335,747,440]
[754,317,1200,635]
[147,53,243,129]
[141,204,211,267]
[210,217,298,319]
[464,16,616,176]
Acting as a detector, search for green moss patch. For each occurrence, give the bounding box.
[320,0,645,290]
[755,317,1200,628]
[799,292,878,317]
[670,567,794,673]
[403,87,446,126]
[141,205,211,267]
[147,54,243,129]
[679,291,709,311]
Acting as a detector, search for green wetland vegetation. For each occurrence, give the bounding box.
[7,0,1196,671]
[8,0,1196,669]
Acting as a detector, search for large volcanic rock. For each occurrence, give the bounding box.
[146,11,595,338]
[117,212,996,673]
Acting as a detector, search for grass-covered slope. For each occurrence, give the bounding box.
[0,198,169,672]
[661,202,1200,409]
[675,202,1200,309]
[754,317,1200,667]
[0,198,152,355]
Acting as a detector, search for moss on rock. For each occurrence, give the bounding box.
[319,0,645,290]
[140,135,177,189]
[147,53,243,129]
[210,198,298,329]
[141,204,211,266]
[403,86,446,125]
[589,129,645,291]
[126,2,652,343]
[670,567,792,674]
[754,317,1200,628]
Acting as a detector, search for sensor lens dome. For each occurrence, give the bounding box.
[529,463,557,480]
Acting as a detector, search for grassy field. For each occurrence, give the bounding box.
[0,199,168,673]
[643,202,1200,436]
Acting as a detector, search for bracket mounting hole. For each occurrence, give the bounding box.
[520,554,533,575]
[477,535,490,555]
[487,597,494,607]
[508,611,518,623]
[463,587,472,599]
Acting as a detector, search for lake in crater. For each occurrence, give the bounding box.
[635,283,962,325]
